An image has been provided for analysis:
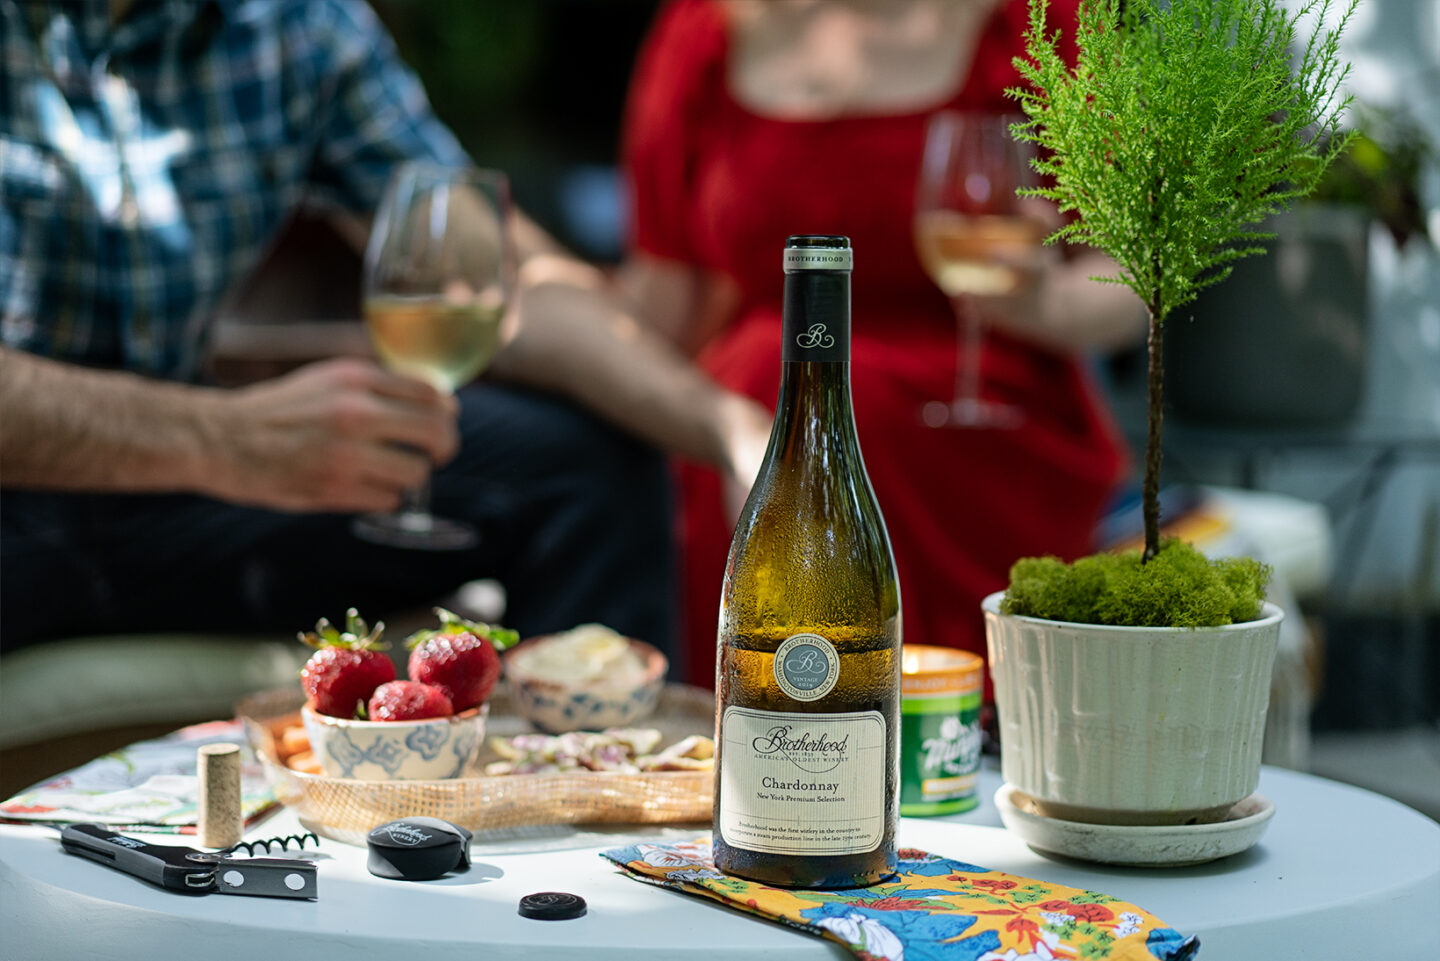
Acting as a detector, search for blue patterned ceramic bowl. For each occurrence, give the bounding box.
[503,634,667,733]
[300,704,487,781]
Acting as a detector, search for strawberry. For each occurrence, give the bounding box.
[299,609,396,719]
[406,608,519,712]
[367,680,454,721]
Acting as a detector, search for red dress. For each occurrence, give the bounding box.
[623,0,1126,690]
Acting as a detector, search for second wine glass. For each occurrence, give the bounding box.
[914,111,1044,429]
[352,163,515,551]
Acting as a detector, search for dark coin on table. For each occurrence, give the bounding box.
[519,891,587,920]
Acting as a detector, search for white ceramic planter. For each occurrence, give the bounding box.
[982,592,1283,826]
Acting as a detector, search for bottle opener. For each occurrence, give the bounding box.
[59,822,318,900]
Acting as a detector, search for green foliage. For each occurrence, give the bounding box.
[297,608,386,650]
[1310,104,1434,247]
[404,606,519,651]
[1009,0,1356,324]
[373,0,543,148]
[1001,539,1272,627]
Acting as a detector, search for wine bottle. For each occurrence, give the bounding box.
[713,235,901,889]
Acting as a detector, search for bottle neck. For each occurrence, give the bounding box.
[781,270,850,364]
[775,270,858,457]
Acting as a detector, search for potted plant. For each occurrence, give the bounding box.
[982,0,1355,828]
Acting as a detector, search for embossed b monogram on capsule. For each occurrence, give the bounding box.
[795,323,835,349]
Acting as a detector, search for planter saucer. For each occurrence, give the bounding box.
[994,784,1275,867]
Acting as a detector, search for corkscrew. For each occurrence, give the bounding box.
[58,823,319,900]
[222,832,320,856]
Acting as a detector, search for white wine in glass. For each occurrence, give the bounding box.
[914,112,1044,429]
[913,210,1047,298]
[352,163,514,550]
[364,296,506,393]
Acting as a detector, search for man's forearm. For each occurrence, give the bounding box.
[0,347,218,492]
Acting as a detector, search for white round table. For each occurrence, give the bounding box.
[2,765,1435,959]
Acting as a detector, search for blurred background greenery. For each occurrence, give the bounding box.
[372,0,661,262]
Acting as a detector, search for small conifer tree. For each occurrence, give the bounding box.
[1010,0,1355,564]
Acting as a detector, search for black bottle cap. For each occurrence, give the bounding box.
[518,891,588,920]
[783,235,853,273]
[785,234,850,249]
[365,817,472,881]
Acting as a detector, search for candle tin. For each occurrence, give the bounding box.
[900,646,984,816]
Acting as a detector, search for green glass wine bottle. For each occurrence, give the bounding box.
[713,235,902,889]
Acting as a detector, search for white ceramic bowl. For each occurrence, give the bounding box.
[503,635,667,733]
[300,704,487,780]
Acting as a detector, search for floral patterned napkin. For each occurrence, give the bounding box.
[0,719,277,834]
[601,838,1199,961]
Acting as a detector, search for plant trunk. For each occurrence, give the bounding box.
[1142,309,1164,563]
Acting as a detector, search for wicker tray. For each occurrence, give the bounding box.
[236,684,715,844]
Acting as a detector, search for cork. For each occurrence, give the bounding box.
[197,743,243,849]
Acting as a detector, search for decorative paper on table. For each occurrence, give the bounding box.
[0,720,277,833]
[601,839,1200,961]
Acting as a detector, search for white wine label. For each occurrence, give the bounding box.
[773,633,840,701]
[719,707,886,856]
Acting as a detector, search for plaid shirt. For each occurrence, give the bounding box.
[0,0,465,381]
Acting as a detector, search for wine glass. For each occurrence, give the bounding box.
[914,111,1044,429]
[351,163,515,550]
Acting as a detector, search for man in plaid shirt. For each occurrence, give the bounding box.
[0,0,768,652]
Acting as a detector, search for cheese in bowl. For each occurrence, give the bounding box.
[503,624,667,732]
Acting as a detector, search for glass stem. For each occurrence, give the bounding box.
[953,295,983,406]
[401,474,433,521]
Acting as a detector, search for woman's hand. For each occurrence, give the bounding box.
[971,248,1148,354]
[716,392,773,523]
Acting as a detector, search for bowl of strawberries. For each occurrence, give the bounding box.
[297,609,517,781]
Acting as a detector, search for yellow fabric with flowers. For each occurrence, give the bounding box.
[601,838,1199,961]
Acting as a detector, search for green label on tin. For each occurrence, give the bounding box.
[900,693,981,814]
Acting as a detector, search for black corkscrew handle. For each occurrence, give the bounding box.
[60,823,215,893]
[59,823,319,899]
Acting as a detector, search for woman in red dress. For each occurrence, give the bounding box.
[618,0,1143,689]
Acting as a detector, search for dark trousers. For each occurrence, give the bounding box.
[1,382,677,656]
